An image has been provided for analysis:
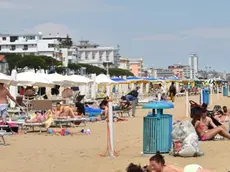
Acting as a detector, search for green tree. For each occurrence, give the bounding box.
[109,68,134,76]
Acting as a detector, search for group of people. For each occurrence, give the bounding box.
[191,103,230,141]
[126,151,211,172]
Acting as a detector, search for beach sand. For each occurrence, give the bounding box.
[1,94,230,172]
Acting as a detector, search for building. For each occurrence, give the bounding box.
[189,54,198,79]
[168,64,191,79]
[0,33,60,60]
[75,40,120,68]
[118,57,129,70]
[155,68,174,78]
[129,58,143,77]
[0,55,9,74]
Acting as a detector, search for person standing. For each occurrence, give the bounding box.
[0,83,19,122]
[126,86,139,117]
[169,82,176,102]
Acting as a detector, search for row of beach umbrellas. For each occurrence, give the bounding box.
[0,71,183,87]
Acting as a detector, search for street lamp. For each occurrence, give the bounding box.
[103,61,113,75]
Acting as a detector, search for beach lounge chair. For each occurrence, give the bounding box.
[53,118,89,128]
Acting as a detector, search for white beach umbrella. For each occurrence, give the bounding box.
[47,73,66,85]
[0,72,17,86]
[9,69,18,107]
[96,74,115,84]
[17,72,54,87]
[64,75,92,86]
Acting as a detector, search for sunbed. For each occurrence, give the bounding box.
[53,118,89,128]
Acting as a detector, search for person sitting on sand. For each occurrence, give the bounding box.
[144,151,212,172]
[98,100,127,122]
[213,110,228,123]
[52,102,75,118]
[201,103,226,130]
[223,106,230,117]
[192,107,230,141]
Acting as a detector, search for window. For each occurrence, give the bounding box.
[2,37,6,41]
[0,46,1,51]
[23,45,28,50]
[10,36,18,42]
[10,45,16,51]
[68,51,72,56]
[48,44,55,48]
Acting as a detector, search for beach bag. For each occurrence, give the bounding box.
[171,120,200,157]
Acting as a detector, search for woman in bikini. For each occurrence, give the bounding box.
[192,108,230,141]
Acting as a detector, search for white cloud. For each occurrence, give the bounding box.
[134,27,230,41]
[0,0,125,12]
[23,23,76,37]
[133,34,180,41]
[181,28,230,39]
[0,0,31,9]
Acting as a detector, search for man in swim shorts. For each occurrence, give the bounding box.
[0,83,19,122]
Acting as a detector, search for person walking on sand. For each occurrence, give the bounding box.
[0,83,19,122]
[169,82,176,102]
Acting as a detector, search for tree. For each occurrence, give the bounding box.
[109,68,134,77]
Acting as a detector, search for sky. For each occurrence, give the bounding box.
[1,0,230,72]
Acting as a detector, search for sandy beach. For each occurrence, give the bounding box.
[1,94,230,172]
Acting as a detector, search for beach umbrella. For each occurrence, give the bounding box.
[47,73,66,85]
[17,72,54,87]
[111,77,128,84]
[0,72,17,86]
[9,69,18,108]
[96,74,115,84]
[64,75,92,86]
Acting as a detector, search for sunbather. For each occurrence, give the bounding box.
[98,100,127,122]
[144,151,212,172]
[25,110,52,124]
[213,110,228,123]
[52,102,75,118]
[223,106,230,116]
[192,107,230,141]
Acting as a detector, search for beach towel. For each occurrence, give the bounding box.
[44,111,54,129]
[85,107,102,116]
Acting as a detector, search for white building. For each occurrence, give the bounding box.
[0,33,60,60]
[118,57,129,70]
[189,54,198,79]
[75,40,120,68]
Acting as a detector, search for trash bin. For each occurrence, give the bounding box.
[142,101,174,154]
[223,85,228,97]
[202,88,210,105]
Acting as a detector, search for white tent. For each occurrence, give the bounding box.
[96,74,115,84]
[0,73,17,86]
[17,72,54,87]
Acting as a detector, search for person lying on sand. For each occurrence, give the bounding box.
[142,151,212,172]
[192,107,230,141]
[52,102,75,119]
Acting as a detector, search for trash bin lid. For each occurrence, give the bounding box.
[142,101,174,109]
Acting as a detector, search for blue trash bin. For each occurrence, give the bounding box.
[202,88,210,105]
[223,85,228,97]
[142,101,174,154]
